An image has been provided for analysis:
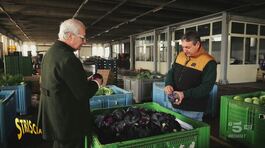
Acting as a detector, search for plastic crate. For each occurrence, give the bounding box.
[0,90,16,148]
[123,77,163,103]
[89,85,133,110]
[5,56,33,76]
[85,102,210,148]
[219,91,265,148]
[1,84,30,115]
[205,84,218,117]
[90,99,103,110]
[123,78,132,91]
[152,82,168,107]
[152,82,218,117]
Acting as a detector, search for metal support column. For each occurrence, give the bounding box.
[167,27,172,71]
[154,30,158,73]
[219,12,229,84]
[129,35,135,70]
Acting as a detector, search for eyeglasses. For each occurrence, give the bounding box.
[76,34,87,42]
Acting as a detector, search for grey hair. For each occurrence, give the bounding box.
[58,18,85,40]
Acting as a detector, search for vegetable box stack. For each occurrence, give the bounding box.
[123,71,164,103]
[219,91,265,148]
[85,102,210,148]
[0,74,30,115]
[89,85,133,110]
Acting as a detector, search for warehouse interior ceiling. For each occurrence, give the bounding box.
[1,0,265,44]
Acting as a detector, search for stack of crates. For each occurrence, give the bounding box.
[89,85,133,110]
[219,91,265,148]
[0,90,16,148]
[86,102,210,148]
[4,56,20,75]
[5,55,33,76]
[95,59,117,84]
[1,84,30,115]
[152,82,218,117]
[124,76,163,103]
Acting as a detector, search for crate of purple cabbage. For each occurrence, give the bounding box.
[90,85,133,110]
[87,102,210,148]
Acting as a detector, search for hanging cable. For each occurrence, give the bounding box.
[73,0,88,18]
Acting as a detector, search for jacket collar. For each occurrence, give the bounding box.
[190,46,205,58]
[53,40,75,52]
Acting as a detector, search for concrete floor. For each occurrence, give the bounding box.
[7,82,265,148]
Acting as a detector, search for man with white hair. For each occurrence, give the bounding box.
[38,18,102,148]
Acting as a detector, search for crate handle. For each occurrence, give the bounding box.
[259,114,265,119]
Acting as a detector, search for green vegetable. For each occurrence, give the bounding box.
[233,95,243,101]
[0,74,24,86]
[244,97,252,103]
[95,86,114,96]
[137,71,152,79]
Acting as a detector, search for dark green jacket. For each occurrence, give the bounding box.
[165,50,217,112]
[38,41,99,141]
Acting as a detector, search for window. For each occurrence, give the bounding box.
[201,38,209,53]
[212,40,221,64]
[186,27,196,33]
[230,37,243,64]
[159,33,167,62]
[112,44,120,58]
[246,24,258,35]
[259,39,265,62]
[260,25,265,36]
[231,22,244,34]
[135,35,154,61]
[212,21,222,35]
[198,24,210,36]
[245,37,257,64]
[175,29,184,40]
[145,45,153,61]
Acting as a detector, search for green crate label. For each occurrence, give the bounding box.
[227,121,252,138]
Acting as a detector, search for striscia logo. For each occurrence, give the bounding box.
[15,118,42,140]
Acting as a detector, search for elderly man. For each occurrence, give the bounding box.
[38,18,102,148]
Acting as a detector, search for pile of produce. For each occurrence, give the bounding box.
[0,74,24,86]
[233,94,265,105]
[95,86,114,96]
[94,107,182,144]
[136,70,164,79]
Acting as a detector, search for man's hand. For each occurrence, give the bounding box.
[174,91,184,105]
[164,85,174,95]
[94,78,103,86]
[90,73,103,86]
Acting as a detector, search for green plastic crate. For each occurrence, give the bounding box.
[85,102,210,148]
[219,91,265,148]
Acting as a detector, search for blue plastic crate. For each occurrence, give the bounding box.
[205,85,218,117]
[90,99,103,110]
[152,82,168,107]
[152,82,218,117]
[1,84,30,115]
[0,90,16,148]
[89,85,133,109]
